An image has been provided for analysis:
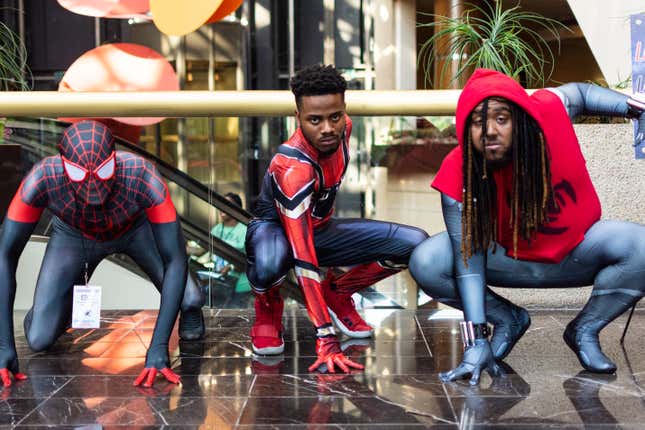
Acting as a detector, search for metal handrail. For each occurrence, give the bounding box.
[0,90,462,117]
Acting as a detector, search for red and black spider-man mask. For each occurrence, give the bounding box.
[58,121,116,206]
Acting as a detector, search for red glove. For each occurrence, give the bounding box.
[308,336,365,373]
[0,349,27,387]
[133,367,180,387]
[0,368,27,387]
[132,345,181,387]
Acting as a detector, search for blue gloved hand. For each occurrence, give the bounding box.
[439,339,501,385]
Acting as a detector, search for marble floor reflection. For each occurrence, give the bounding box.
[3,307,645,429]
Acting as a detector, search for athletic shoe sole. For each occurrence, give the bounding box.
[252,342,285,356]
[328,307,374,338]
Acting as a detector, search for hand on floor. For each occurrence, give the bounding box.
[133,345,180,387]
[439,339,501,385]
[133,367,181,387]
[309,336,365,373]
[0,349,27,387]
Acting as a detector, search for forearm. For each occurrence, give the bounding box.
[149,257,186,350]
[298,270,333,331]
[555,83,632,119]
[442,194,487,324]
[0,258,17,353]
[148,222,187,355]
[278,203,332,330]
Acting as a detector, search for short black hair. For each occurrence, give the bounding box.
[225,192,243,208]
[290,64,347,107]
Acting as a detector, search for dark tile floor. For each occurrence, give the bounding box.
[2,307,645,429]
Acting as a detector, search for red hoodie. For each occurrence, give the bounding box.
[432,69,601,263]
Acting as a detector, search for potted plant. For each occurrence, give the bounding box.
[418,1,568,88]
[1,18,30,141]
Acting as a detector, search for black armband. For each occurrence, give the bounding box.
[459,321,490,348]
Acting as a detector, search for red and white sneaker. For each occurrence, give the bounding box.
[323,287,374,338]
[251,290,285,355]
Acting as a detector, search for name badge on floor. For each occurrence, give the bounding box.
[72,285,102,329]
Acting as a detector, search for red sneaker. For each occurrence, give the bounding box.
[251,289,284,355]
[322,283,373,338]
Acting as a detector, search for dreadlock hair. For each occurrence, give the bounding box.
[290,64,347,108]
[461,97,554,263]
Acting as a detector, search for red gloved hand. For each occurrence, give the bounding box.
[133,367,181,387]
[0,349,27,387]
[132,345,180,387]
[0,368,27,387]
[308,336,365,373]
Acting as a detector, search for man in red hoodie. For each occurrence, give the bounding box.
[409,69,645,384]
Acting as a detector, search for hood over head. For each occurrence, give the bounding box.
[456,68,544,146]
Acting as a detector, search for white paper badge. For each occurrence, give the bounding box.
[72,285,102,329]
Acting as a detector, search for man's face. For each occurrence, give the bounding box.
[469,99,514,167]
[296,93,346,156]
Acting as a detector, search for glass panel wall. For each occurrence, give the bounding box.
[3,110,459,311]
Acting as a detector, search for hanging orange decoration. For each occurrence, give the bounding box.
[58,43,179,127]
[206,0,243,24]
[150,0,242,36]
[57,0,150,18]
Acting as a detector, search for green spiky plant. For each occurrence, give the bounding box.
[0,17,30,142]
[418,1,569,88]
[0,19,29,91]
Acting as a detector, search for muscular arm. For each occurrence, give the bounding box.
[133,162,187,385]
[441,193,486,324]
[142,175,186,362]
[553,83,645,146]
[270,161,332,332]
[553,83,631,119]
[0,180,44,384]
[437,193,500,384]
[145,217,187,368]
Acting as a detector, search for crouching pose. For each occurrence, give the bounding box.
[0,121,204,387]
[246,64,428,373]
[409,69,645,384]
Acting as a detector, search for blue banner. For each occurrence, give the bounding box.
[630,13,645,159]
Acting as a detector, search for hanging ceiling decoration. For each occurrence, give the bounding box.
[58,43,179,127]
[57,0,150,19]
[150,0,243,36]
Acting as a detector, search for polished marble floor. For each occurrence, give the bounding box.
[2,306,645,429]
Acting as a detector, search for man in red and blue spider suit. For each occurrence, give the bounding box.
[0,120,204,387]
[246,65,428,372]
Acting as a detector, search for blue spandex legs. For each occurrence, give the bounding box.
[410,220,645,371]
[246,217,428,293]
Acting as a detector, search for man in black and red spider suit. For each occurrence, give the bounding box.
[0,120,204,387]
[246,64,428,372]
